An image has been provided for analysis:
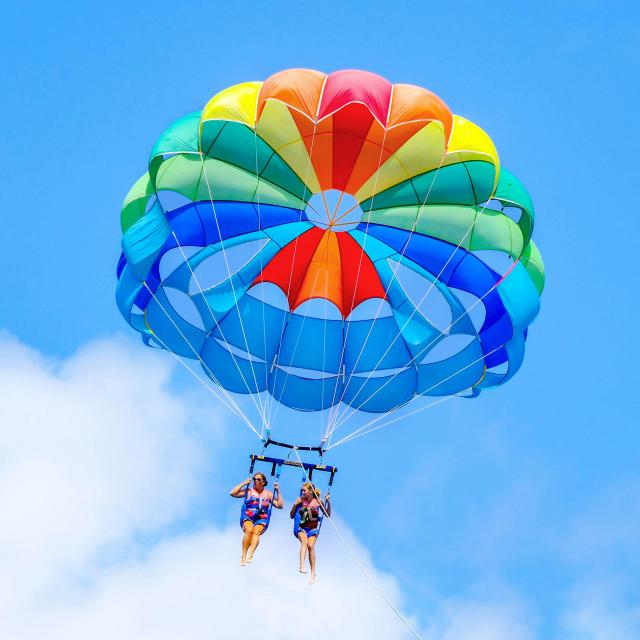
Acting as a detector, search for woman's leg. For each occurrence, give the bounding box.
[241,521,254,565]
[297,531,309,573]
[307,535,318,584]
[247,523,266,561]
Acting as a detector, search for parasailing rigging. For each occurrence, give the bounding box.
[115,67,545,455]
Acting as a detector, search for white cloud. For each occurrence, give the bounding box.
[0,334,209,618]
[15,520,425,640]
[0,334,425,640]
[0,332,559,640]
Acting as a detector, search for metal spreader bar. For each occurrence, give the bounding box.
[250,454,337,484]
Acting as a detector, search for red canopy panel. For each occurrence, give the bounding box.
[253,228,386,318]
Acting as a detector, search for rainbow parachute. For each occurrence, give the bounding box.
[116,68,544,422]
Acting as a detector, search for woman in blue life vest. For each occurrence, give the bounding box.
[230,472,284,565]
[290,482,331,584]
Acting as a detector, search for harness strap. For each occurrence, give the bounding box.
[265,462,283,521]
[243,457,257,505]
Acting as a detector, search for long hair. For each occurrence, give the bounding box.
[302,481,320,498]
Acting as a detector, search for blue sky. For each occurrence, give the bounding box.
[2,1,639,638]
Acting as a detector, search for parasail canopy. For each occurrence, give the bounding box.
[116,68,544,443]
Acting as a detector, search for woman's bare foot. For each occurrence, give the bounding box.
[246,556,253,563]
[240,557,247,566]
[308,574,316,585]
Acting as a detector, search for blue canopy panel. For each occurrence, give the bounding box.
[342,368,417,413]
[391,298,443,360]
[143,286,207,359]
[480,313,513,366]
[269,314,344,411]
[341,315,417,412]
[496,261,541,335]
[343,316,413,373]
[122,200,171,281]
[176,232,280,322]
[262,221,314,247]
[348,229,398,262]
[115,266,149,337]
[387,254,471,325]
[357,223,465,282]
[478,256,539,366]
[200,335,268,394]
[447,254,504,328]
[478,260,538,386]
[127,231,276,340]
[277,315,343,374]
[478,332,526,389]
[122,200,309,324]
[116,263,145,323]
[126,200,305,300]
[133,270,159,310]
[117,252,127,279]
[371,256,474,361]
[199,292,287,393]
[270,373,343,412]
[417,336,485,396]
[358,223,508,329]
[214,291,285,364]
[161,234,259,287]
[355,223,519,387]
[166,200,307,250]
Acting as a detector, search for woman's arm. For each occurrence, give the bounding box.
[290,496,302,518]
[320,494,331,517]
[229,477,252,498]
[273,483,284,509]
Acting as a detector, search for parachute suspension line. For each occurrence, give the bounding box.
[324,124,391,436]
[325,143,447,443]
[142,283,262,440]
[331,199,362,225]
[326,178,494,439]
[328,289,498,437]
[264,120,320,427]
[324,137,441,440]
[326,203,503,438]
[327,343,503,449]
[321,269,331,442]
[291,448,424,640]
[328,394,456,450]
[304,199,322,218]
[326,150,447,437]
[329,189,346,223]
[264,107,322,429]
[170,230,269,429]
[144,316,258,437]
[253,122,268,440]
[324,219,360,228]
[197,153,271,427]
[130,186,260,434]
[264,269,322,432]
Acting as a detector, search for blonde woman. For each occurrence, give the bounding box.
[230,472,283,565]
[290,482,331,583]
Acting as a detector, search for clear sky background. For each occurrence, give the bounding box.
[2,1,639,638]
